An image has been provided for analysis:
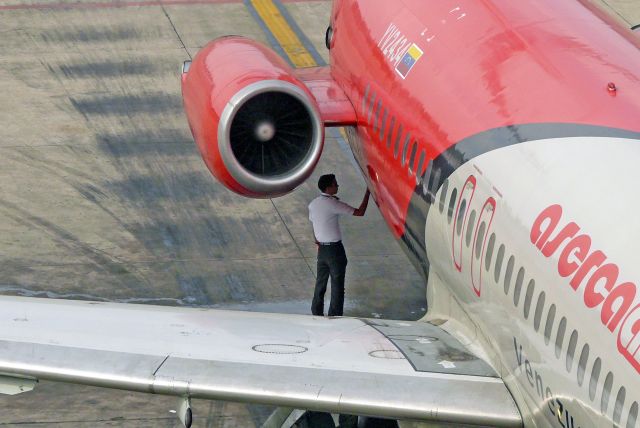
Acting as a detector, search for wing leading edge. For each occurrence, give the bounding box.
[0,297,522,427]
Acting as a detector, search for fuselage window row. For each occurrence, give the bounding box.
[466,210,476,247]
[437,181,637,427]
[361,84,429,186]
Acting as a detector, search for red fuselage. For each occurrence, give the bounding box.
[329,0,640,278]
[327,1,640,426]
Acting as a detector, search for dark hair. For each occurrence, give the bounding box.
[318,174,336,192]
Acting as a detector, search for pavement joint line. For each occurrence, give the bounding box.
[269,199,317,278]
[162,5,192,60]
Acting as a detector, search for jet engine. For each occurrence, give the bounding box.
[181,36,324,198]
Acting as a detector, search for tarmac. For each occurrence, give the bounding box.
[0,0,638,426]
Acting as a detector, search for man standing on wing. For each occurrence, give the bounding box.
[308,174,370,316]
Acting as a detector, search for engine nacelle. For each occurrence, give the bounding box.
[182,36,324,198]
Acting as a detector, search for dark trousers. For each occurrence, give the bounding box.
[312,242,347,316]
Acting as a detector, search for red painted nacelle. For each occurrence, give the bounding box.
[181,37,324,198]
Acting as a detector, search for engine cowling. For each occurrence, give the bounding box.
[181,36,324,198]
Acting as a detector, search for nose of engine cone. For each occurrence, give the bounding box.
[255,121,276,142]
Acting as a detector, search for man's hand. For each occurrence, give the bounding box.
[353,189,371,217]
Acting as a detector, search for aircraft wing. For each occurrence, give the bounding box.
[0,297,521,427]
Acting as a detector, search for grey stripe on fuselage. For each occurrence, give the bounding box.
[401,123,640,280]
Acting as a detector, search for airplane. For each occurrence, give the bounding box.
[1,0,639,427]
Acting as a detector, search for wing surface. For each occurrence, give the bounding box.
[0,297,521,427]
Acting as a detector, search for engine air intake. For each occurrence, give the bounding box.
[229,91,315,177]
[218,80,323,196]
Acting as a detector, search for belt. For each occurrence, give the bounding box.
[318,241,342,246]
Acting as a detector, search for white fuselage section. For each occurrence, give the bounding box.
[424,137,640,428]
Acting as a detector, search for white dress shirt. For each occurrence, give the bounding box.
[308,193,355,243]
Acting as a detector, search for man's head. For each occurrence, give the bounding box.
[318,174,338,195]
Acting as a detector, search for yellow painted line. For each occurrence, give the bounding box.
[250,0,317,67]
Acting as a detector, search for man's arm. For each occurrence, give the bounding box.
[352,189,371,217]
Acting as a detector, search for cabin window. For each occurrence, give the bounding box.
[589,357,602,401]
[601,372,614,414]
[401,134,411,166]
[367,90,377,124]
[362,84,370,114]
[416,151,426,186]
[408,142,418,174]
[447,188,458,224]
[555,317,567,358]
[439,179,448,213]
[374,99,382,133]
[386,116,396,149]
[544,304,556,346]
[504,256,515,295]
[456,200,467,236]
[494,244,505,282]
[475,221,486,259]
[394,124,403,159]
[577,343,590,386]
[613,387,626,425]
[379,107,387,141]
[465,210,476,246]
[513,267,525,306]
[523,279,535,319]
[533,291,545,331]
[485,233,496,272]
[627,401,638,428]
[566,330,578,372]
